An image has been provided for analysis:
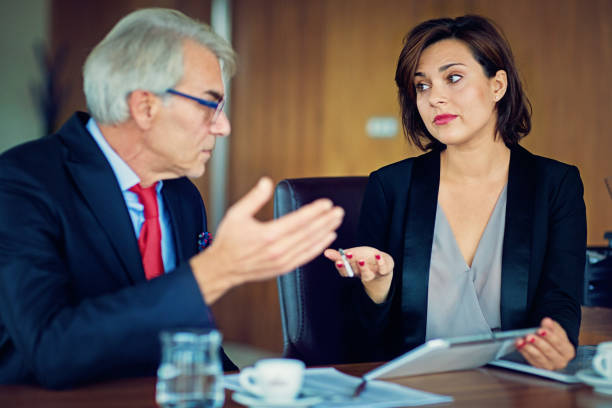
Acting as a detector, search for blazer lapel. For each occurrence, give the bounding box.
[500,145,535,329]
[60,113,145,284]
[161,182,190,261]
[401,151,440,346]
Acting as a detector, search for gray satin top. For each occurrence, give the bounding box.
[425,185,507,341]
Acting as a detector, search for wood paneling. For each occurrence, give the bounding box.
[51,0,612,353]
[318,0,612,244]
[485,0,612,247]
[212,0,329,352]
[222,0,612,352]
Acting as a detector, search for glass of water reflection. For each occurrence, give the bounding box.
[156,329,224,408]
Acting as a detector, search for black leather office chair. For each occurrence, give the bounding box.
[274,177,369,366]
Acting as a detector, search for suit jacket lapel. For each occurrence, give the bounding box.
[401,151,439,346]
[60,113,145,284]
[500,145,534,329]
[161,182,188,261]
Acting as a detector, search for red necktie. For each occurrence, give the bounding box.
[130,183,164,280]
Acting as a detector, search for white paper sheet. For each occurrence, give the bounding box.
[224,367,452,407]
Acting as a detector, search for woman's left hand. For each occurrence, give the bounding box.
[515,317,575,370]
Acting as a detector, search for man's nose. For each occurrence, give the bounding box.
[211,110,231,137]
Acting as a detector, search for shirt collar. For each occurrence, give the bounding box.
[86,117,163,192]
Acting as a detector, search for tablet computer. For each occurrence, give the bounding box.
[488,345,596,383]
[364,327,538,380]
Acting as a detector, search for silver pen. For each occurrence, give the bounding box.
[338,248,355,278]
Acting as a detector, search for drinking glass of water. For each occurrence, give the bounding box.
[156,329,225,408]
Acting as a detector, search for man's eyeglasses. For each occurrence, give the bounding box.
[166,89,225,124]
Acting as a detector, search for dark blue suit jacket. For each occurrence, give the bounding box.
[356,145,587,361]
[0,112,235,389]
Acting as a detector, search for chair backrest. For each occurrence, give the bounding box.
[274,177,369,366]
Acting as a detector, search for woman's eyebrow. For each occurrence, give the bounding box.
[414,62,466,78]
[438,62,465,72]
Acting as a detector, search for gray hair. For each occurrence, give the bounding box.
[83,8,236,125]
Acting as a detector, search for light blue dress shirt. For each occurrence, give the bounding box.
[86,118,177,273]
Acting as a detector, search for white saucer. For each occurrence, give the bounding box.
[576,368,612,395]
[232,392,323,407]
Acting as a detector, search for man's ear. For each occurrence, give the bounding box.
[492,70,508,102]
[127,90,161,130]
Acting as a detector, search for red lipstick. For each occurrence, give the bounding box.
[434,114,457,125]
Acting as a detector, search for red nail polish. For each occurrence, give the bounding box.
[358,260,365,267]
[375,254,381,260]
[336,262,343,268]
[346,253,353,259]
[539,330,547,337]
[528,337,536,344]
[517,339,526,349]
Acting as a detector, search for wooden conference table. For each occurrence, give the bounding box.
[1,307,611,408]
[1,362,610,408]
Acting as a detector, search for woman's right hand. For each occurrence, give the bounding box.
[323,247,394,304]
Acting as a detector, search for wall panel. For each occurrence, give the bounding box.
[213,0,328,352]
[51,0,612,353]
[224,0,612,351]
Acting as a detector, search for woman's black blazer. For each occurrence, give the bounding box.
[356,145,587,361]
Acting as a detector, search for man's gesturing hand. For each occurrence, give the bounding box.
[191,177,345,304]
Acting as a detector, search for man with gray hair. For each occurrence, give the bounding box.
[0,8,343,388]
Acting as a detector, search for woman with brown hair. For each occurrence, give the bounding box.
[325,15,586,370]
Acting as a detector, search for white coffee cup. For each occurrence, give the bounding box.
[593,341,612,379]
[239,358,305,402]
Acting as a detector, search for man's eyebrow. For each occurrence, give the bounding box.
[205,90,224,101]
[414,63,466,78]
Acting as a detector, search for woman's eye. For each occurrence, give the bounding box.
[415,82,430,92]
[448,74,462,83]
